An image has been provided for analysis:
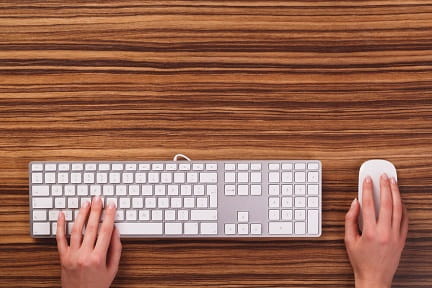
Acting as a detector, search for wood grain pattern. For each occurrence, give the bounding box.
[0,1,431,287]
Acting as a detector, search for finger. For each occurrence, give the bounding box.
[344,198,360,245]
[70,201,91,250]
[94,201,117,257]
[378,173,393,231]
[400,205,409,243]
[82,196,103,250]
[390,177,403,232]
[361,176,377,232]
[107,226,122,274]
[56,211,68,258]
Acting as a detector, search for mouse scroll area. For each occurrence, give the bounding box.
[358,159,397,231]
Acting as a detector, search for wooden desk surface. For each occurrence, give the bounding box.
[0,1,431,287]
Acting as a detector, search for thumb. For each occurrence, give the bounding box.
[345,198,360,245]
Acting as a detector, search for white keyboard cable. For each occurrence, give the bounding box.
[173,154,191,161]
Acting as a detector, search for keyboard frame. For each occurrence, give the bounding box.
[29,160,322,238]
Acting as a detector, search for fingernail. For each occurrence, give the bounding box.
[107,201,116,209]
[365,176,371,183]
[391,177,397,184]
[93,196,100,204]
[57,211,64,220]
[381,173,388,180]
[82,201,90,208]
[351,198,357,208]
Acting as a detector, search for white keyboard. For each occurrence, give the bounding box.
[29,159,322,238]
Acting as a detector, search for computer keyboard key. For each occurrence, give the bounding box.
[294,172,306,182]
[224,173,236,183]
[282,163,292,170]
[126,210,137,221]
[225,185,235,196]
[251,163,261,170]
[122,164,134,171]
[295,163,306,170]
[308,210,319,235]
[250,224,262,235]
[31,163,44,171]
[44,173,56,183]
[32,173,43,184]
[60,164,72,172]
[200,223,217,235]
[99,164,110,171]
[206,163,217,171]
[308,185,319,195]
[295,185,306,195]
[237,163,248,170]
[225,224,236,235]
[281,210,292,220]
[250,172,261,183]
[269,185,279,195]
[139,164,150,170]
[191,210,217,221]
[33,198,53,209]
[32,185,50,196]
[200,173,217,183]
[268,210,280,220]
[179,163,190,171]
[85,163,97,171]
[238,185,248,195]
[184,222,198,234]
[250,185,261,195]
[238,223,249,235]
[237,172,248,183]
[237,211,249,222]
[295,222,306,234]
[269,163,280,170]
[308,163,319,170]
[144,196,156,207]
[282,185,293,195]
[308,172,319,182]
[139,210,150,220]
[165,223,182,235]
[116,223,163,235]
[192,163,204,171]
[225,163,235,170]
[33,222,50,235]
[112,164,123,171]
[295,210,305,220]
[33,210,47,221]
[308,197,319,208]
[295,197,306,208]
[269,222,292,235]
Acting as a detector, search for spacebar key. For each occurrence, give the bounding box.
[116,223,163,235]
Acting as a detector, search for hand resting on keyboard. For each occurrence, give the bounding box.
[345,174,408,288]
[56,196,122,288]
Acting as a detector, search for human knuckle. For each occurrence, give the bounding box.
[77,256,90,267]
[86,223,98,232]
[90,254,103,266]
[344,213,352,221]
[363,230,375,241]
[100,226,111,235]
[61,257,73,269]
[378,233,391,245]
[344,235,351,245]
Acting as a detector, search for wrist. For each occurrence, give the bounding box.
[355,276,391,288]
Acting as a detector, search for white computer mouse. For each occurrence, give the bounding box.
[358,159,398,230]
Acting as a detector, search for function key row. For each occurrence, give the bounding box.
[31,163,218,172]
[224,162,319,171]
[268,162,319,170]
